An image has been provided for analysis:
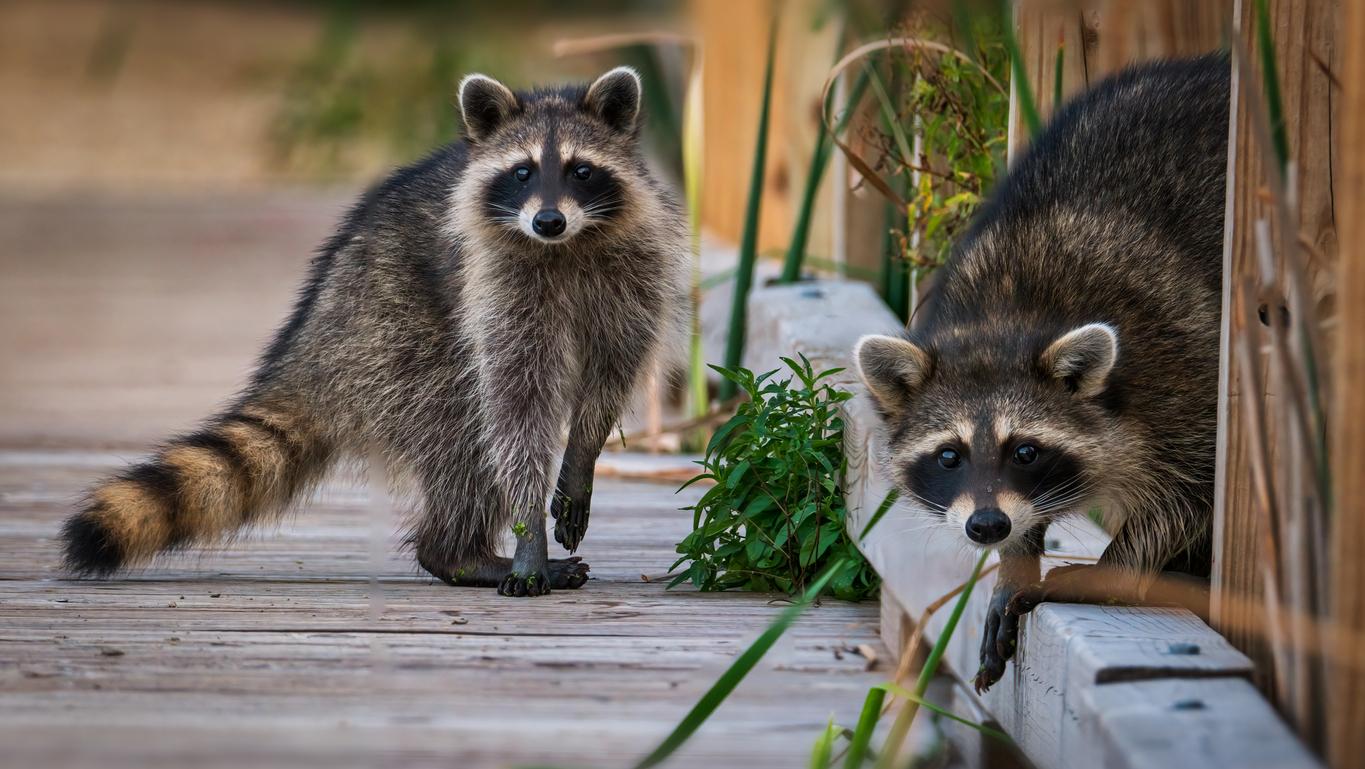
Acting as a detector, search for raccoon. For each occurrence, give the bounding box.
[854,55,1230,690]
[60,67,689,596]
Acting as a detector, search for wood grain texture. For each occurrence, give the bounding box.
[0,456,888,769]
[1008,0,1230,159]
[1327,0,1365,765]
[1212,0,1339,702]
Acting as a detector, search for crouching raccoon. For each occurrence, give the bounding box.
[854,55,1230,691]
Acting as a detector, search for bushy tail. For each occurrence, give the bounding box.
[62,399,332,576]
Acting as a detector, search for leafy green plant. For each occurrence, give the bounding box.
[671,356,878,602]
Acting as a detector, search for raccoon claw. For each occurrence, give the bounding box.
[497,558,590,596]
[499,569,552,597]
[975,583,1023,693]
[551,492,589,553]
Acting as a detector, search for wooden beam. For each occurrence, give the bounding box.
[1008,0,1094,157]
[1212,0,1339,715]
[1328,1,1365,765]
[1008,0,1229,159]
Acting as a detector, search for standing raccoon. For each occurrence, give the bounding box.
[61,67,689,596]
[854,56,1229,689]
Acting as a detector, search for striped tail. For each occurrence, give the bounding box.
[61,400,332,576]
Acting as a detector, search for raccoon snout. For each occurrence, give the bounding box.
[964,508,1011,545]
[532,209,567,238]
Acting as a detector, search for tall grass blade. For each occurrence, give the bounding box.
[876,682,1009,741]
[1253,0,1289,175]
[874,550,990,769]
[811,717,840,769]
[1052,39,1065,108]
[780,69,871,284]
[951,0,979,63]
[633,557,850,769]
[841,687,886,768]
[998,0,1042,138]
[683,57,710,437]
[718,13,778,402]
[858,488,900,541]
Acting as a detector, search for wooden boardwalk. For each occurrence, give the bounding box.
[0,194,888,769]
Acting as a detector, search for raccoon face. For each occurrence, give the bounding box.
[457,67,642,245]
[854,323,1119,551]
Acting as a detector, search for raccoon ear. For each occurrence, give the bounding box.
[584,66,642,133]
[459,74,519,142]
[854,335,932,417]
[1042,323,1118,398]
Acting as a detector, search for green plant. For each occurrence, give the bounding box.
[670,356,878,601]
[820,24,1010,313]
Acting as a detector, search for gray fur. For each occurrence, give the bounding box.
[61,69,689,597]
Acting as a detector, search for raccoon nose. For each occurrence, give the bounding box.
[532,209,567,238]
[965,508,1011,545]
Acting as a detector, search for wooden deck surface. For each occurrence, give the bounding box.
[0,193,888,768]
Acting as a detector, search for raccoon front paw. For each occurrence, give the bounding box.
[974,583,1024,694]
[496,558,591,596]
[499,569,553,597]
[551,490,590,553]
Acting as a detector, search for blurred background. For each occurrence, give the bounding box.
[0,0,890,449]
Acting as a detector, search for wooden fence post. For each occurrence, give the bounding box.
[1328,1,1365,765]
[1212,0,1339,719]
[1007,0,1228,159]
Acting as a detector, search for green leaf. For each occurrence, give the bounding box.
[726,459,751,490]
[810,716,839,769]
[842,687,886,769]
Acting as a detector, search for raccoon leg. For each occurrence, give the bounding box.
[1005,508,1211,615]
[551,427,600,553]
[552,334,654,553]
[551,403,623,553]
[500,516,555,596]
[975,525,1044,693]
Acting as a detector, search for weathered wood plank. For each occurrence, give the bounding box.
[1078,678,1319,769]
[0,454,888,769]
[1213,0,1340,718]
[1328,0,1365,764]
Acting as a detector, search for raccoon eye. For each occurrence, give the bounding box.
[514,166,532,183]
[572,163,593,181]
[938,449,962,470]
[1013,444,1039,465]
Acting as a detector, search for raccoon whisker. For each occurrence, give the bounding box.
[1032,493,1097,516]
[580,204,622,219]
[1031,476,1093,507]
[1033,484,1095,508]
[1031,472,1089,500]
